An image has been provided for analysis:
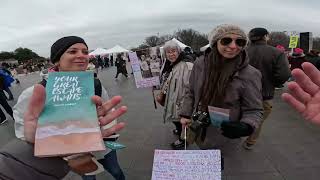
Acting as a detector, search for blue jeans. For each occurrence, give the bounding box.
[82,150,125,180]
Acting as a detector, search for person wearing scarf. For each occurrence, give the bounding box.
[160,40,194,149]
[179,24,263,157]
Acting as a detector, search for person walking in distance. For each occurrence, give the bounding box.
[115,54,128,79]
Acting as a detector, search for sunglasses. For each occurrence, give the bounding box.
[219,37,247,47]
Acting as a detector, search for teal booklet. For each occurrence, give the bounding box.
[34,71,105,157]
[104,141,126,150]
[208,106,230,128]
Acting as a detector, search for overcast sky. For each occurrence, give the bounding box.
[0,0,319,57]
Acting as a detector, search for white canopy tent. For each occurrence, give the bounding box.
[159,38,190,60]
[159,38,191,73]
[105,45,129,54]
[89,48,108,56]
[171,38,189,49]
[200,44,210,52]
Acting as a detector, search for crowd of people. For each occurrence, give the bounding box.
[0,63,16,125]
[0,24,320,180]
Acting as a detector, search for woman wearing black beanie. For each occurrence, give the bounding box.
[8,36,127,180]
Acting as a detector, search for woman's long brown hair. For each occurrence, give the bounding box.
[199,45,239,111]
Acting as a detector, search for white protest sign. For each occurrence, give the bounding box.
[152,150,221,180]
[129,52,160,88]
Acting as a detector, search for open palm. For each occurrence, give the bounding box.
[282,62,320,125]
[24,85,45,143]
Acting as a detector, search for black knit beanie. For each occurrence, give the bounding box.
[50,36,88,64]
[248,28,269,41]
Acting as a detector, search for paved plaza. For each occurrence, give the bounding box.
[1,66,320,180]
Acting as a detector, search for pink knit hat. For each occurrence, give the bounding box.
[294,48,304,54]
[276,45,285,52]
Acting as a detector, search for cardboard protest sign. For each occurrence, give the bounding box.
[34,71,105,157]
[289,35,299,48]
[152,150,221,180]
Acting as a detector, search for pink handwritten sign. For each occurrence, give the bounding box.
[152,150,221,180]
[129,52,160,88]
[136,77,160,88]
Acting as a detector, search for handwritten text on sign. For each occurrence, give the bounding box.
[152,150,221,180]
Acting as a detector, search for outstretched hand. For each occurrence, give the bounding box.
[91,95,127,137]
[24,84,127,143]
[282,62,320,125]
[24,85,46,143]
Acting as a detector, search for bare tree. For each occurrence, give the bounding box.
[0,51,14,60]
[313,37,320,50]
[159,34,174,45]
[175,29,197,47]
[134,28,209,51]
[175,29,208,51]
[144,36,161,47]
[192,33,209,51]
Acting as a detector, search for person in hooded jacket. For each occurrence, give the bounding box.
[179,25,263,157]
[0,63,14,100]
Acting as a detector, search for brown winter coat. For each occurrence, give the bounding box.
[163,61,193,123]
[247,41,291,100]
